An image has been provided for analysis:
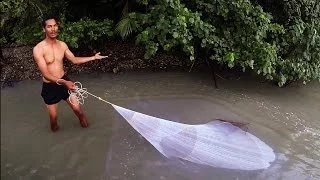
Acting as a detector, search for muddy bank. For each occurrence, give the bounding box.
[1,40,193,87]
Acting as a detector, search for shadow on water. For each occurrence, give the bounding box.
[1,71,320,180]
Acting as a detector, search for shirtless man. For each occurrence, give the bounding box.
[33,14,108,132]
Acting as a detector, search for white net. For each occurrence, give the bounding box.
[112,104,276,170]
[70,82,276,170]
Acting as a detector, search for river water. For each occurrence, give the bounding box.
[1,71,319,180]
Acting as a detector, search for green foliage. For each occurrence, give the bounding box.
[191,0,285,79]
[0,0,114,49]
[129,0,319,86]
[278,0,320,85]
[253,0,320,85]
[114,17,134,40]
[59,18,114,49]
[0,0,67,45]
[10,24,44,45]
[283,0,320,22]
[130,0,220,60]
[1,0,115,47]
[275,19,320,86]
[131,0,285,82]
[1,0,319,85]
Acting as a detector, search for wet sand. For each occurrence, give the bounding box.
[1,71,319,180]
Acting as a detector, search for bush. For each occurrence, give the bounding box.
[127,0,319,86]
[0,0,67,45]
[59,18,115,50]
[253,0,320,85]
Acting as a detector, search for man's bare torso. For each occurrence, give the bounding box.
[35,40,67,82]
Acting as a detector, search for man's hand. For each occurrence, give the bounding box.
[94,52,108,60]
[64,80,76,90]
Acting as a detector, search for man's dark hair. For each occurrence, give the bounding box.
[42,14,60,28]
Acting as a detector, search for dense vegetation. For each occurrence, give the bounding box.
[1,0,319,86]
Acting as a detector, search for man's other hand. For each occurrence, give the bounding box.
[94,52,108,60]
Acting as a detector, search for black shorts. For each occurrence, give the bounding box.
[41,75,72,105]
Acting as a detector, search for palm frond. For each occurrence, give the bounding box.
[115,17,133,39]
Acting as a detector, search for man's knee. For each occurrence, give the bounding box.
[47,108,58,119]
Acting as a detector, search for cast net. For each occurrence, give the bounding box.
[69,82,276,170]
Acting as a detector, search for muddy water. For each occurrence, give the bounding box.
[1,71,319,180]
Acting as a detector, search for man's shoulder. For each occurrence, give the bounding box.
[57,40,67,46]
[33,41,45,51]
[57,40,69,51]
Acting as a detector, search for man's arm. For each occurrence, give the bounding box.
[63,43,108,64]
[33,46,74,89]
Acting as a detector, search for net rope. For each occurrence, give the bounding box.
[68,82,112,105]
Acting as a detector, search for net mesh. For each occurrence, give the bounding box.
[112,104,276,170]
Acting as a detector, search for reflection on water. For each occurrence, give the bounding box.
[1,71,320,180]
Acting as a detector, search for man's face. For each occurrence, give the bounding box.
[43,19,59,39]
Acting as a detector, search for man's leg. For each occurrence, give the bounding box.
[46,103,60,132]
[66,95,89,128]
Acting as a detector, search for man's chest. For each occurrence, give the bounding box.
[43,45,65,64]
